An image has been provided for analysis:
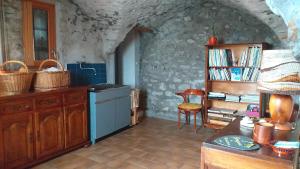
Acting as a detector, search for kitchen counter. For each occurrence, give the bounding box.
[0,85,88,101]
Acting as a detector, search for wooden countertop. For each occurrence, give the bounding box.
[0,85,88,101]
[202,117,300,163]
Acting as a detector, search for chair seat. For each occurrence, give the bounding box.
[178,103,202,111]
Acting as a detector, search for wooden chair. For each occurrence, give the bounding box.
[177,89,205,132]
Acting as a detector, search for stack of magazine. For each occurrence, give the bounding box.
[240,95,260,104]
[208,92,225,100]
[225,94,240,102]
[207,108,237,126]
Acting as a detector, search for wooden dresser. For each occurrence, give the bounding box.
[0,87,89,169]
[201,117,300,169]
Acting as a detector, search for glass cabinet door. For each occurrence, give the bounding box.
[33,8,49,61]
[23,0,55,67]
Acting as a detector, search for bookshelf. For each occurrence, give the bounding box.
[204,43,269,129]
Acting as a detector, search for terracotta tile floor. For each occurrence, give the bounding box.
[33,117,215,169]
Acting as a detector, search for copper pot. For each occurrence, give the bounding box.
[253,122,274,145]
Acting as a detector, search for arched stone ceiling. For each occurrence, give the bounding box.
[70,0,287,57]
[216,0,287,43]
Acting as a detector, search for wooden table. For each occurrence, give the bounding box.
[201,118,300,169]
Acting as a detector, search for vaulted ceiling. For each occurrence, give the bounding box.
[69,0,287,56]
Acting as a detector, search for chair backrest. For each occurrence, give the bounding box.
[183,89,205,96]
[182,89,205,105]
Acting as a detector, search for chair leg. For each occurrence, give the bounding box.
[178,109,181,129]
[185,111,189,125]
[201,109,205,127]
[194,112,197,133]
[203,109,207,127]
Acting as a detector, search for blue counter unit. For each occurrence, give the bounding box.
[89,86,131,144]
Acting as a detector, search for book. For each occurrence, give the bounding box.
[209,68,231,81]
[208,108,221,114]
[240,95,259,104]
[208,49,233,66]
[208,116,236,122]
[230,68,242,81]
[208,92,225,96]
[209,119,230,126]
[208,92,226,100]
[208,108,237,114]
[225,94,240,102]
[248,47,262,67]
[238,49,248,66]
[220,109,238,114]
[207,112,235,118]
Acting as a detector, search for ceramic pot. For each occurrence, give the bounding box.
[208,36,218,45]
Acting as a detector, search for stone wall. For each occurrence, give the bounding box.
[266,0,300,59]
[139,0,282,122]
[58,0,106,64]
[1,0,288,64]
[3,0,23,61]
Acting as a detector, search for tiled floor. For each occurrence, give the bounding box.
[33,117,215,169]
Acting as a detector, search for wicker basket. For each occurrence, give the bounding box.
[34,59,70,90]
[0,60,34,93]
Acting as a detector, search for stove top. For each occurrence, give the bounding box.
[88,83,125,92]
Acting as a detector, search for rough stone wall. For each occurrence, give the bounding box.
[266,0,300,59]
[58,0,106,64]
[1,0,288,64]
[72,0,288,58]
[3,0,23,61]
[139,0,282,121]
[218,0,287,46]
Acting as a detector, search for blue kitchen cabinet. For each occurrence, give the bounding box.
[116,96,131,130]
[95,100,116,138]
[89,86,131,144]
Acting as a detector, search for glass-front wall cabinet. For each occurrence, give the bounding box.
[23,0,55,67]
[33,8,49,61]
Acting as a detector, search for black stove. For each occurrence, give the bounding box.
[88,83,125,92]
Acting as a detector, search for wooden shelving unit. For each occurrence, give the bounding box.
[204,43,269,129]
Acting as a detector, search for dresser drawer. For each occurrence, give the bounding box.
[36,95,62,109]
[0,99,34,114]
[64,91,86,105]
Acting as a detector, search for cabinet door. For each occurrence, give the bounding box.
[35,108,64,159]
[94,100,116,138]
[0,113,34,169]
[116,96,131,130]
[64,104,88,148]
